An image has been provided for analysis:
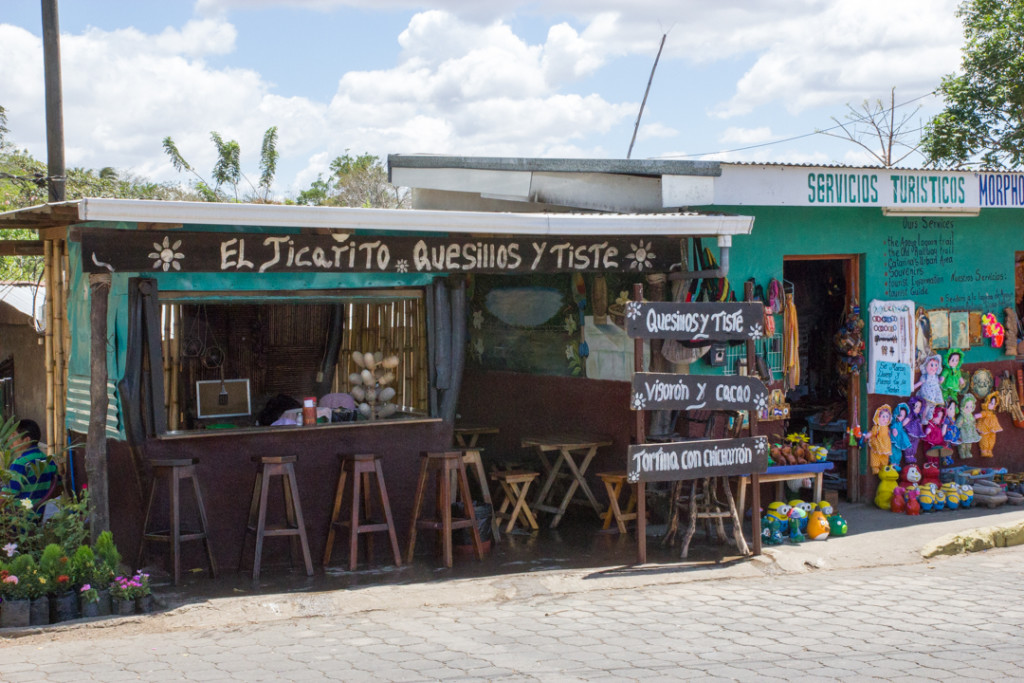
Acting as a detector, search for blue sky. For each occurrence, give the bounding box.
[1,0,965,199]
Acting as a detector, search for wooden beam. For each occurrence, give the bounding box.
[0,241,45,256]
[86,273,111,539]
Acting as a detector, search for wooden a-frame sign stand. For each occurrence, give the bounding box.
[628,282,768,565]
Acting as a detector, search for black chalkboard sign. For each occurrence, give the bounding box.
[79,230,682,275]
[624,301,765,340]
[627,436,769,483]
[630,373,769,412]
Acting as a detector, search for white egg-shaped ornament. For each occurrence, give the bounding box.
[360,369,374,385]
[379,387,396,402]
[363,352,377,370]
[382,355,399,369]
[348,372,362,385]
[374,351,383,363]
[358,403,372,417]
[379,403,397,418]
[366,388,377,403]
[352,353,365,368]
[350,386,365,402]
[381,372,395,386]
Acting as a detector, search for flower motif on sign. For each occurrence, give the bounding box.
[756,438,768,456]
[625,301,642,320]
[747,322,764,339]
[472,310,484,330]
[148,236,184,272]
[565,344,576,361]
[395,259,409,273]
[627,471,640,484]
[627,241,654,271]
[564,315,577,334]
[3,542,16,557]
[472,337,484,360]
[754,392,768,412]
[631,392,647,411]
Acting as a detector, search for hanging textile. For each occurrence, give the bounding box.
[783,291,800,390]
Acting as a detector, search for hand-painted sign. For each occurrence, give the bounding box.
[625,301,764,340]
[78,230,681,275]
[627,436,769,483]
[630,373,768,412]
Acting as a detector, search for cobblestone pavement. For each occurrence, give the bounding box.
[5,545,1024,682]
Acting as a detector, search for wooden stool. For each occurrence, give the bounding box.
[597,472,637,534]
[323,454,401,571]
[406,451,484,568]
[240,455,314,582]
[490,470,539,533]
[677,477,748,560]
[449,448,500,542]
[138,458,217,586]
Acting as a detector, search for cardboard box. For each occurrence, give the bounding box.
[823,490,840,508]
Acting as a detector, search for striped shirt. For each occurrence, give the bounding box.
[5,447,57,507]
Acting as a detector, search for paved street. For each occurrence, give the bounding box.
[5,544,1024,682]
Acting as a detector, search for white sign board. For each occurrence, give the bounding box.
[867,300,916,396]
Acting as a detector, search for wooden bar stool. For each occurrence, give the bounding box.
[240,455,314,582]
[138,458,217,585]
[323,454,401,571]
[490,470,540,533]
[597,472,638,534]
[449,448,500,542]
[406,451,484,568]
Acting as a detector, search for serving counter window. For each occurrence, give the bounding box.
[158,291,429,432]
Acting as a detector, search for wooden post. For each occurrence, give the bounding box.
[43,240,55,455]
[744,279,762,556]
[86,273,111,539]
[633,283,647,565]
[53,239,66,461]
[41,0,66,202]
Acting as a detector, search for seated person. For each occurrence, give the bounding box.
[4,419,57,509]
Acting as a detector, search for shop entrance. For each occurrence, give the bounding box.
[783,255,861,501]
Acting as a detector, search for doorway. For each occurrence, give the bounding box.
[783,255,861,501]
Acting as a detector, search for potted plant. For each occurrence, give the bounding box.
[0,562,30,628]
[41,543,77,623]
[91,532,120,617]
[71,545,107,618]
[132,571,155,613]
[109,575,136,615]
[24,562,49,625]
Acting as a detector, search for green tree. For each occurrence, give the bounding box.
[922,0,1024,168]
[294,151,407,208]
[163,126,279,202]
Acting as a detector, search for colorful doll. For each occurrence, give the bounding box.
[921,454,942,490]
[806,510,830,540]
[899,463,922,489]
[890,486,906,514]
[939,348,966,403]
[903,396,926,464]
[828,512,848,536]
[956,393,981,459]
[868,404,893,474]
[977,392,1003,458]
[905,487,921,515]
[890,402,912,466]
[913,354,944,420]
[943,399,962,449]
[922,405,947,451]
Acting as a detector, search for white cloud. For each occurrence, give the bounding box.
[719,127,773,145]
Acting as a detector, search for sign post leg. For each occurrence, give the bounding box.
[633,283,646,565]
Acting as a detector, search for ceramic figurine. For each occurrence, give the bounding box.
[788,510,806,543]
[934,487,947,511]
[766,502,791,526]
[977,392,1003,458]
[914,354,945,420]
[940,348,966,403]
[828,512,848,536]
[868,404,893,474]
[918,484,936,512]
[959,484,974,508]
[905,488,921,515]
[874,464,899,510]
[761,515,785,546]
[815,501,834,516]
[899,463,922,489]
[941,482,961,510]
[903,396,927,464]
[921,455,941,490]
[807,510,830,540]
[787,504,809,535]
[956,394,981,460]
[890,486,906,514]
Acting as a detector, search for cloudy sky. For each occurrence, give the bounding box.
[1,0,965,198]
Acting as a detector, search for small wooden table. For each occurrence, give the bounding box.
[736,462,834,521]
[521,434,613,528]
[454,424,500,448]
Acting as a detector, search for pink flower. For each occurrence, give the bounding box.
[3,575,18,585]
[80,584,91,592]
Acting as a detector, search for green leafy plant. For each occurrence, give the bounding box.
[93,531,121,585]
[70,545,97,587]
[1,554,34,600]
[79,583,98,605]
[39,543,71,594]
[110,571,149,601]
[42,489,90,556]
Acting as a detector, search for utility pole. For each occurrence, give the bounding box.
[627,33,667,160]
[41,0,66,202]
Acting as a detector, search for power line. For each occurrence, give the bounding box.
[656,90,938,160]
